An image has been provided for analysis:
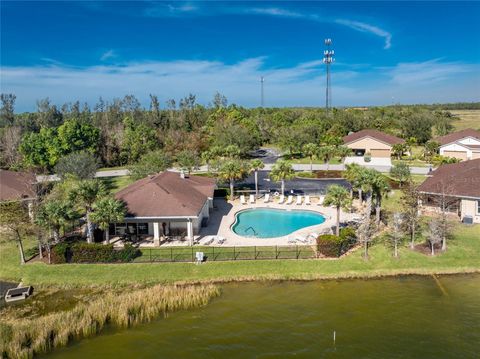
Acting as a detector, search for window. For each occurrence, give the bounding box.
[477,200,480,215]
[115,223,126,235]
[138,223,149,235]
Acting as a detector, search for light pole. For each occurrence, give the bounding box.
[323,39,335,114]
[260,76,265,107]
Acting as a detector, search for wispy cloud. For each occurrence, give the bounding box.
[2,57,478,111]
[144,2,199,17]
[336,19,392,49]
[249,7,302,18]
[100,49,117,61]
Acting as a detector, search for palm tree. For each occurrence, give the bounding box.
[35,199,76,242]
[270,160,295,195]
[250,159,265,198]
[344,163,363,201]
[324,185,352,236]
[201,150,214,172]
[335,145,352,163]
[371,172,391,225]
[91,198,126,243]
[302,143,319,172]
[217,159,249,201]
[70,179,106,243]
[316,145,335,170]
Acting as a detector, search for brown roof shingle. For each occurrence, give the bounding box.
[0,170,36,202]
[115,171,216,218]
[343,129,404,146]
[434,128,480,146]
[417,159,480,199]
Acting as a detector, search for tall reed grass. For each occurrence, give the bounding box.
[0,284,219,359]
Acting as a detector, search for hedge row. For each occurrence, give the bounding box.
[52,242,140,264]
[316,228,357,257]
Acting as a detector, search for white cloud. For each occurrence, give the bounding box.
[1,58,478,112]
[335,19,392,49]
[144,2,199,17]
[249,7,302,18]
[100,49,117,61]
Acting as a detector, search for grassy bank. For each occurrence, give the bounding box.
[1,225,479,287]
[0,284,219,358]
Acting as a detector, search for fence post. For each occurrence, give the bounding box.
[254,246,257,260]
[170,247,173,262]
[191,247,194,262]
[149,248,152,262]
[296,244,299,259]
[233,246,236,260]
[212,246,215,261]
[275,245,278,259]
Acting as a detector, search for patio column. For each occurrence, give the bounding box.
[153,222,160,240]
[187,218,194,245]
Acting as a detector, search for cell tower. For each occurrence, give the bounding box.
[323,38,335,113]
[260,76,265,107]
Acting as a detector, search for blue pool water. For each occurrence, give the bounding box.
[232,208,326,238]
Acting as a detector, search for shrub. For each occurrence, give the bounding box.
[317,234,346,257]
[51,242,140,264]
[339,227,357,242]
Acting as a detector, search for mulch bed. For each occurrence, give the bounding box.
[413,242,443,256]
[313,170,344,179]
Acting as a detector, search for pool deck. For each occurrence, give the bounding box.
[197,197,360,246]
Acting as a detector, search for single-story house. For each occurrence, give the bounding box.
[417,159,480,224]
[113,171,216,245]
[0,169,37,219]
[343,129,405,166]
[435,128,480,161]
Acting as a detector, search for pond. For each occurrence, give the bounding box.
[232,208,326,237]
[43,274,480,358]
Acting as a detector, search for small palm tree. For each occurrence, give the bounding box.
[270,160,295,195]
[324,185,352,236]
[344,163,364,202]
[201,150,214,172]
[91,198,126,243]
[250,159,265,198]
[35,199,76,242]
[371,172,391,225]
[217,159,249,201]
[70,179,106,243]
[302,143,319,172]
[316,145,335,170]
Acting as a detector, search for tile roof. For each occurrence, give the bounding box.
[417,159,480,199]
[0,170,36,202]
[435,128,480,146]
[115,171,216,218]
[343,129,404,146]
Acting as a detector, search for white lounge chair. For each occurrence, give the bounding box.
[240,195,247,205]
[305,195,311,205]
[217,236,226,245]
[264,193,270,203]
[295,235,308,244]
[307,232,319,241]
[249,194,255,204]
[278,195,285,204]
[296,195,302,205]
[317,196,325,206]
[286,195,293,205]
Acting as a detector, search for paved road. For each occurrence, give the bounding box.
[36,147,431,183]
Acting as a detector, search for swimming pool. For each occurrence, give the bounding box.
[231,208,326,238]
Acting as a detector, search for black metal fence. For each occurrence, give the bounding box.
[135,245,317,263]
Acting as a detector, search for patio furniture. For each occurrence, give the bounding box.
[264,193,270,203]
[317,196,325,206]
[5,286,33,303]
[278,195,285,204]
[204,238,214,245]
[240,195,247,205]
[249,194,255,204]
[286,195,293,205]
[305,195,311,205]
[217,236,226,245]
[294,235,308,244]
[296,195,302,205]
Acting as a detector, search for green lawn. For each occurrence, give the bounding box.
[450,110,480,131]
[1,224,478,287]
[98,176,135,194]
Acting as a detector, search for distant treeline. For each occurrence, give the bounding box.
[0,93,478,173]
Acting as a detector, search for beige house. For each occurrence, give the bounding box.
[0,169,37,220]
[113,171,216,244]
[417,159,480,224]
[436,128,480,161]
[343,129,405,166]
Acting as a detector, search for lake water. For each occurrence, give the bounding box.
[232,208,326,237]
[44,275,480,358]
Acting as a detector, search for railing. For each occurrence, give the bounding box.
[135,245,316,263]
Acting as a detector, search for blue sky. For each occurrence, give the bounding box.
[1,1,479,112]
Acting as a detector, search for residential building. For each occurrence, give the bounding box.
[0,169,37,219]
[417,159,480,224]
[343,129,405,166]
[436,128,480,161]
[113,171,216,244]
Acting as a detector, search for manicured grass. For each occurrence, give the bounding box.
[97,166,128,172]
[98,176,135,194]
[288,157,342,165]
[1,224,479,287]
